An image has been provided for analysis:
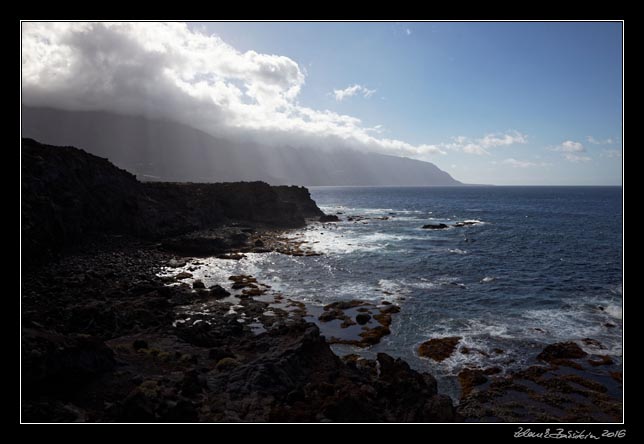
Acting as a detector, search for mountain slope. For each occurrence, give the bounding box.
[21,106,461,186]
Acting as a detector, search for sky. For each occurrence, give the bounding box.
[21,21,623,185]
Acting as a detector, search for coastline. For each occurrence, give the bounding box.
[21,139,622,422]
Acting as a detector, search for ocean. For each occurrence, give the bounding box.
[169,186,623,398]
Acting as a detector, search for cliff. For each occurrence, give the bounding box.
[21,138,323,266]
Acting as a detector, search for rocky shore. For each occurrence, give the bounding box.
[21,139,621,423]
[21,139,456,422]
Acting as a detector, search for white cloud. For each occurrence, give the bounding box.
[554,140,585,153]
[405,28,412,36]
[564,153,592,163]
[442,131,528,155]
[333,84,376,101]
[21,22,440,159]
[501,158,545,168]
[601,149,622,158]
[587,136,614,145]
[20,22,517,163]
[549,140,591,162]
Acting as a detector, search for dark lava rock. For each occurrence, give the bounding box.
[208,285,231,299]
[180,370,206,397]
[192,280,205,289]
[324,300,365,310]
[319,214,340,222]
[536,341,588,363]
[422,223,448,229]
[132,339,148,350]
[318,309,343,323]
[254,239,265,247]
[22,138,324,267]
[418,337,462,362]
[458,368,488,397]
[22,328,115,393]
[359,326,391,345]
[208,347,235,362]
[355,313,371,325]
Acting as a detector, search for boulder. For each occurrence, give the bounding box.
[319,214,340,222]
[422,223,448,229]
[536,341,588,363]
[356,313,371,325]
[418,337,462,362]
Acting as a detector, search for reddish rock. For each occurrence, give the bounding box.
[458,368,488,397]
[418,337,462,362]
[536,341,588,363]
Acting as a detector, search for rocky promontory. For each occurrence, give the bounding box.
[22,138,323,268]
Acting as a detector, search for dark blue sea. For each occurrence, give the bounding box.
[169,186,623,397]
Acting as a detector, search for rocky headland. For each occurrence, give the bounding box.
[21,139,456,422]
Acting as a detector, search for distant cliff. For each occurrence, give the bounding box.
[21,138,323,265]
[22,106,462,186]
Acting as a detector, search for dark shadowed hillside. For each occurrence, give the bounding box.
[22,106,461,186]
[21,138,322,267]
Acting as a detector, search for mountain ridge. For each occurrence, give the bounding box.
[21,106,462,186]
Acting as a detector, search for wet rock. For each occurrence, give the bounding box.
[581,338,605,349]
[373,312,393,328]
[254,239,265,247]
[355,313,371,325]
[192,280,205,289]
[175,272,193,280]
[229,275,258,290]
[319,214,340,222]
[359,326,391,345]
[418,337,462,362]
[318,309,343,323]
[241,288,266,297]
[458,368,488,397]
[536,341,588,363]
[340,318,357,328]
[380,304,400,314]
[208,285,231,299]
[324,300,365,310]
[588,355,614,366]
[422,223,448,229]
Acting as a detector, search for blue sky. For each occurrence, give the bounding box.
[193,21,623,185]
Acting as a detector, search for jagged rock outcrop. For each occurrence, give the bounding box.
[21,138,323,267]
